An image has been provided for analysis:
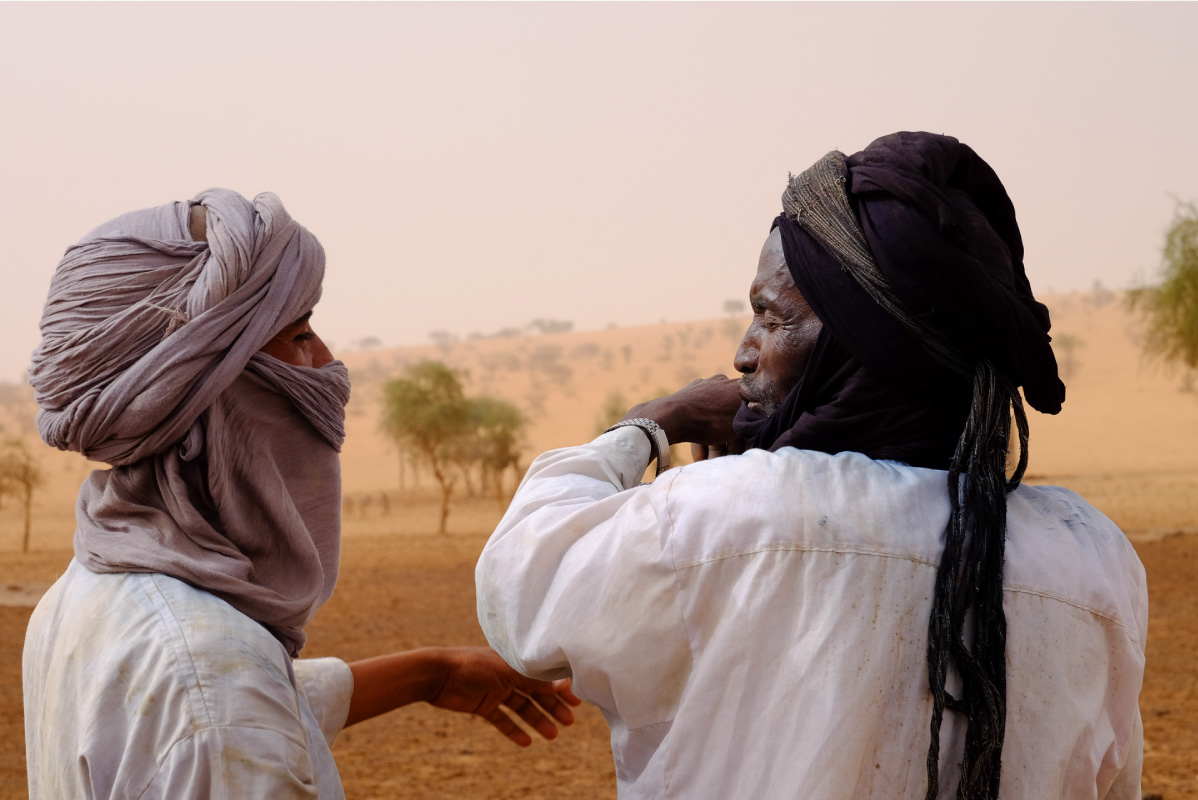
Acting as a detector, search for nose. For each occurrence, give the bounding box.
[734,327,758,375]
[312,334,334,369]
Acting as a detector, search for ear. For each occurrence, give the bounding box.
[188,204,208,242]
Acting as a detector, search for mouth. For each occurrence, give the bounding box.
[738,379,764,413]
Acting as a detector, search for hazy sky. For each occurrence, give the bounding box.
[2,2,1196,382]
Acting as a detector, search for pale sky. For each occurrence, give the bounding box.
[2,2,1196,382]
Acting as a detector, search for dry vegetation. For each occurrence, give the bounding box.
[1,291,1197,798]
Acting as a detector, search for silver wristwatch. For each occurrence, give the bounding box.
[603,418,670,476]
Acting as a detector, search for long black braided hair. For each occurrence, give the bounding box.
[924,363,1029,799]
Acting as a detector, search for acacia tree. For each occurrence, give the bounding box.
[1129,201,1198,385]
[380,362,470,534]
[470,397,526,509]
[0,439,43,552]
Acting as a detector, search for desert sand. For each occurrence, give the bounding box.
[1,290,1195,798]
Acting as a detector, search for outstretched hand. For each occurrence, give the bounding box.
[344,646,580,746]
[428,646,581,746]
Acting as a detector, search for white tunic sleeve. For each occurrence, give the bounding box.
[476,427,693,731]
[293,657,354,748]
[1102,710,1143,800]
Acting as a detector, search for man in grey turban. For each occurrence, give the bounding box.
[23,189,578,799]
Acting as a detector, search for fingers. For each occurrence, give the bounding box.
[483,686,577,747]
[513,691,565,740]
[477,674,580,746]
[483,705,534,747]
[527,691,577,727]
[509,675,578,727]
[551,678,582,706]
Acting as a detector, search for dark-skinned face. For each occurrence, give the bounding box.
[259,311,335,368]
[734,228,823,416]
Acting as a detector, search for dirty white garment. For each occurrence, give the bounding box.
[24,559,354,799]
[476,428,1148,800]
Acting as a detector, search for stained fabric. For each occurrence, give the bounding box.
[24,560,354,799]
[28,189,350,656]
[475,428,1147,799]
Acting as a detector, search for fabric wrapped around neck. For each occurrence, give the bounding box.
[29,189,350,656]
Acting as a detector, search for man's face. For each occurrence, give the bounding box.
[734,228,823,416]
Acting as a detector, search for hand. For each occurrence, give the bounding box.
[345,645,581,746]
[622,375,744,450]
[427,647,582,747]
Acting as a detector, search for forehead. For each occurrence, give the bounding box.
[750,228,796,302]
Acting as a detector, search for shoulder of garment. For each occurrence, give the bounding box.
[30,564,322,799]
[652,447,1147,647]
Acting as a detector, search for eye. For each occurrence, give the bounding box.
[294,331,315,343]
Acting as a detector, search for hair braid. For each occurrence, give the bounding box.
[924,362,1029,799]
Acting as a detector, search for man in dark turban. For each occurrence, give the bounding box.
[476,133,1146,799]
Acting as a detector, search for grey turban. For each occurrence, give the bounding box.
[32,188,342,463]
[29,189,351,656]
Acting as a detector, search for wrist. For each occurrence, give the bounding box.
[346,646,452,727]
[417,646,454,704]
[606,417,671,474]
[623,398,682,443]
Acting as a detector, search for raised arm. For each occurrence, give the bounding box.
[475,427,694,729]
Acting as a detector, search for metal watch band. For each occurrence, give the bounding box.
[603,418,671,476]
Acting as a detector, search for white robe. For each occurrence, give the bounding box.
[476,427,1148,799]
[24,559,354,799]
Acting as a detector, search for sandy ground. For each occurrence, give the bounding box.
[1,292,1195,797]
[1,512,1195,800]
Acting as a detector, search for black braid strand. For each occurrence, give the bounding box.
[925,362,1026,800]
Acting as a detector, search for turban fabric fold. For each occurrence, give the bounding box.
[29,189,350,656]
